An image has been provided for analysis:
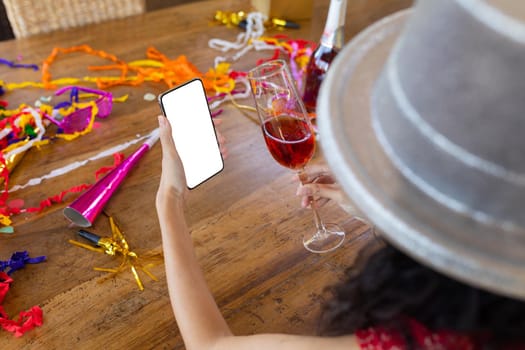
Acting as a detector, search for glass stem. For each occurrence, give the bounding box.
[298,169,326,233]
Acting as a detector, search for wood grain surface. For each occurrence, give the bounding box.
[0,0,411,348]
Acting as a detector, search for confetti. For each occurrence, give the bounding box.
[143,92,156,101]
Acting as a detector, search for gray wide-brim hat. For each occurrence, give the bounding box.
[318,0,525,300]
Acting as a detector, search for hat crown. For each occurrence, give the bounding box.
[372,0,525,230]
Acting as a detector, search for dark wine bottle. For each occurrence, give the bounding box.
[302,0,347,113]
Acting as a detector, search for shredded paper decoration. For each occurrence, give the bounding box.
[0,7,322,337]
[0,251,46,337]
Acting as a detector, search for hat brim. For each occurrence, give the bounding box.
[318,9,525,300]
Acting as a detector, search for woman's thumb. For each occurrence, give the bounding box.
[297,183,338,201]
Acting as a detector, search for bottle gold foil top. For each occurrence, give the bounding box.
[214,10,247,26]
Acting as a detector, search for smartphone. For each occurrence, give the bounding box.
[158,78,224,189]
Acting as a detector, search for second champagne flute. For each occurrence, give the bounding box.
[248,59,345,253]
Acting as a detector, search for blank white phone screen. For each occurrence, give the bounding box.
[159,79,224,189]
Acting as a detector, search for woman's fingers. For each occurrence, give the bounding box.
[301,195,329,209]
[212,118,223,127]
[296,182,356,214]
[294,172,334,185]
[297,183,341,208]
[294,165,334,184]
[216,132,228,159]
[213,118,228,159]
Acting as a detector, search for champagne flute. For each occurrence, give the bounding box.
[248,59,345,253]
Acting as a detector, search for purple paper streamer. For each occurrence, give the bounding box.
[0,58,39,71]
[0,251,46,275]
[54,101,72,110]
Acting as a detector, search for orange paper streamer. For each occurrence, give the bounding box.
[40,45,235,94]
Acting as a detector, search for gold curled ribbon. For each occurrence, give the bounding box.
[69,215,163,291]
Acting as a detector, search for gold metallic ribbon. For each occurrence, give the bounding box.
[69,215,163,291]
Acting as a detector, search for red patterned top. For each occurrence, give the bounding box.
[355,318,524,350]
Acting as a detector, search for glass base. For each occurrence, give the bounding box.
[303,223,345,253]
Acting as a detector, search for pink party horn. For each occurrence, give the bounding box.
[63,128,160,227]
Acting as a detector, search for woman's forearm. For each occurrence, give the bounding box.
[157,194,232,350]
[157,196,360,350]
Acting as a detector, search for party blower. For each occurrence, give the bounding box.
[63,128,160,227]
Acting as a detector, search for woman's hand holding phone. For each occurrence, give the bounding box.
[158,79,224,189]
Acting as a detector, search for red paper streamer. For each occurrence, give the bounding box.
[94,153,125,180]
[0,152,124,223]
[0,272,43,337]
[24,183,92,213]
[24,152,124,214]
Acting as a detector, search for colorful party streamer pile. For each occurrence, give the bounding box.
[0,10,317,231]
[0,81,125,229]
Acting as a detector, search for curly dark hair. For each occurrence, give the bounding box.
[319,241,525,348]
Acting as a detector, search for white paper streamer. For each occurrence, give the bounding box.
[209,12,286,67]
[8,128,159,193]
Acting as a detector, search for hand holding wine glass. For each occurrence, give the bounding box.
[248,59,345,253]
[296,167,357,215]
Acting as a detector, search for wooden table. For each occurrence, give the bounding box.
[0,0,411,348]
